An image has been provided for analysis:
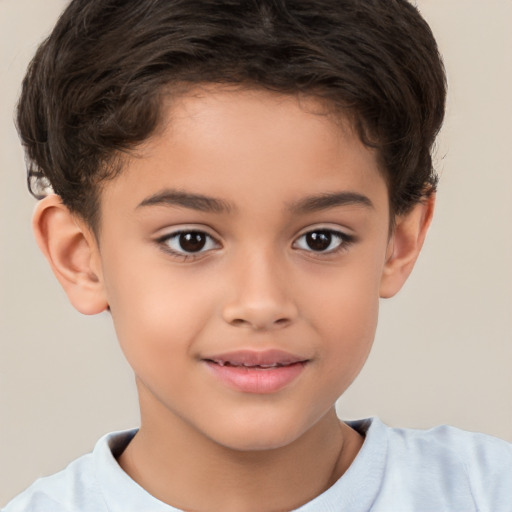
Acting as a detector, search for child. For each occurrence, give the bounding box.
[4,0,511,511]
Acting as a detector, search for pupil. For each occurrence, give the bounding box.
[179,232,206,252]
[306,231,331,251]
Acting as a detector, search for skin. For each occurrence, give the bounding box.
[34,86,433,512]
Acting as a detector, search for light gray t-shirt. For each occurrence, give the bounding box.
[3,418,512,512]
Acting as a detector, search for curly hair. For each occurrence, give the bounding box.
[17,0,446,232]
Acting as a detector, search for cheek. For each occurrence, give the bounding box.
[104,258,218,362]
[301,256,382,377]
[305,252,381,328]
[320,287,378,369]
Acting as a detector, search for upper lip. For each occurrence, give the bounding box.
[203,349,309,368]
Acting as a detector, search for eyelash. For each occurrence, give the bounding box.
[293,229,355,256]
[156,228,355,261]
[156,230,220,261]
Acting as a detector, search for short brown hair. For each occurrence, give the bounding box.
[17,0,446,232]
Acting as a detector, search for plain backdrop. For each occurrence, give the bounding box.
[1,0,511,506]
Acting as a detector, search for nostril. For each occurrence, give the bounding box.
[228,316,291,330]
[222,298,298,330]
[230,318,248,327]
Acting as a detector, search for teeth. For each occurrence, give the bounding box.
[241,362,283,368]
[210,359,296,368]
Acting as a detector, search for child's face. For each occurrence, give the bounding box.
[94,86,393,450]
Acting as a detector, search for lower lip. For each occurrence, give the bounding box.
[205,361,307,394]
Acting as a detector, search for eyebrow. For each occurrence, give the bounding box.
[287,191,374,213]
[137,189,233,213]
[137,189,373,215]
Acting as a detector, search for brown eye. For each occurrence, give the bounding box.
[294,228,352,254]
[178,232,207,252]
[305,231,333,251]
[160,230,219,255]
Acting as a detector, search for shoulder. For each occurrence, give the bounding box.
[2,453,98,512]
[372,419,512,510]
[2,430,137,512]
[385,421,512,473]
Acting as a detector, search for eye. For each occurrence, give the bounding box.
[293,229,352,254]
[158,230,219,256]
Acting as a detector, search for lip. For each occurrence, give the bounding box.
[202,349,309,394]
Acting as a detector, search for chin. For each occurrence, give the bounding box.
[217,435,299,453]
[205,416,308,453]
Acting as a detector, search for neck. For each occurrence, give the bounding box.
[118,390,363,512]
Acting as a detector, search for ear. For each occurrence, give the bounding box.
[379,194,435,298]
[33,194,109,315]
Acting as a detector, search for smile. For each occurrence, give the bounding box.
[202,350,309,394]
[208,360,295,369]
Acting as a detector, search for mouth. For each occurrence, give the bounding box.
[202,350,309,393]
[205,360,304,369]
[203,348,308,368]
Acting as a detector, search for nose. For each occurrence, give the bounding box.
[221,251,298,331]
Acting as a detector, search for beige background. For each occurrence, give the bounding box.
[1,0,511,505]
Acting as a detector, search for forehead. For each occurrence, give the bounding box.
[155,85,367,167]
[101,86,388,220]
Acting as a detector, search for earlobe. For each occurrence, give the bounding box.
[379,194,435,298]
[33,194,109,315]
